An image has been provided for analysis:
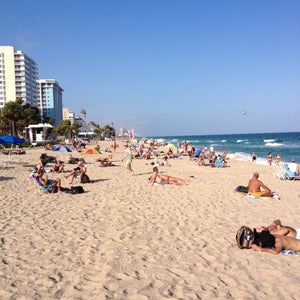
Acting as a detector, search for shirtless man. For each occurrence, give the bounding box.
[251,230,300,254]
[257,220,299,239]
[36,170,62,192]
[248,172,272,197]
[149,167,188,186]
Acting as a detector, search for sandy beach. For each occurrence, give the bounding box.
[1,141,300,299]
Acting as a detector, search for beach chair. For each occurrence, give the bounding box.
[274,162,289,180]
[284,164,300,180]
[274,163,300,181]
[30,173,57,193]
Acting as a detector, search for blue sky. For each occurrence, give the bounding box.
[1,0,299,137]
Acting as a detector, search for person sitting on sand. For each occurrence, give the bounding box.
[149,167,188,185]
[51,160,65,173]
[251,229,300,255]
[96,154,113,167]
[65,161,87,184]
[36,169,62,193]
[257,220,300,240]
[67,154,79,164]
[248,172,272,197]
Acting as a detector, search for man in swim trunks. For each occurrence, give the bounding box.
[149,167,188,186]
[248,172,272,197]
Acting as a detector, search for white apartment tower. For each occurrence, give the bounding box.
[0,46,39,108]
[37,79,63,127]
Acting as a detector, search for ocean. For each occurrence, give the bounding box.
[148,132,300,165]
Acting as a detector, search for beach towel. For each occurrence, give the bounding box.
[235,186,281,200]
[281,250,299,257]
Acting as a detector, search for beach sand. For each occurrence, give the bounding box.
[1,141,300,299]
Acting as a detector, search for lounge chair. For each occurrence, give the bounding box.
[274,163,300,180]
[30,173,57,193]
[284,164,300,180]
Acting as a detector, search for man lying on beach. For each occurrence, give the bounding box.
[251,230,300,255]
[248,172,272,197]
[149,167,188,185]
[257,220,300,240]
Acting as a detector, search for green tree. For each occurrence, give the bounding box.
[0,99,41,135]
[54,120,80,138]
[80,109,87,132]
[102,124,116,138]
[89,121,102,137]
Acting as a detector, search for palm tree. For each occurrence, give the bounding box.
[80,109,87,132]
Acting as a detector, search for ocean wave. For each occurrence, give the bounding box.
[265,142,283,147]
[236,139,248,143]
[221,140,227,143]
[264,139,276,143]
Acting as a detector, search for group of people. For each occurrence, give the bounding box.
[32,150,91,193]
[235,171,300,255]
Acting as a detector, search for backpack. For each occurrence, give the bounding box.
[70,186,85,194]
[80,173,90,183]
[235,185,249,193]
[236,226,254,249]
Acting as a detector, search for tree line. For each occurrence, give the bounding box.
[0,100,116,139]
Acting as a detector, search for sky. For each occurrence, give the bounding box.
[1,0,300,137]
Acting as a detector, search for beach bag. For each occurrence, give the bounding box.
[235,185,249,193]
[71,186,85,194]
[80,173,90,183]
[236,226,254,249]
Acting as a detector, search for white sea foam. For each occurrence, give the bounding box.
[264,139,276,143]
[265,142,283,147]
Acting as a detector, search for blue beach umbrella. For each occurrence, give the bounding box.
[53,145,72,153]
[52,145,72,160]
[0,135,26,144]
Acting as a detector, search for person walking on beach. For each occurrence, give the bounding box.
[122,144,134,174]
[248,172,272,197]
[252,152,256,163]
[267,152,273,166]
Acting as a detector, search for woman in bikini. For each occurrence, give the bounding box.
[149,167,188,185]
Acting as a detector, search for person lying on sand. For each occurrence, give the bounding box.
[251,230,300,255]
[149,167,188,186]
[257,220,300,239]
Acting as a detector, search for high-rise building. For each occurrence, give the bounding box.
[37,79,63,127]
[0,46,39,108]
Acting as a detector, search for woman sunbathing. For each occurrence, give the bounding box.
[149,167,188,186]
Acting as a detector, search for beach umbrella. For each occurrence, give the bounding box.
[167,143,176,149]
[82,148,101,162]
[52,145,72,153]
[82,148,100,155]
[0,135,26,144]
[52,145,72,160]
